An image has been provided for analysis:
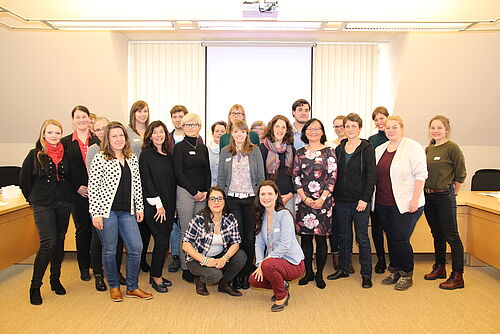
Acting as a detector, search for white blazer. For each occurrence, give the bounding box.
[374,137,428,214]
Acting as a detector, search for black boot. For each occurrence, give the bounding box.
[233,276,242,290]
[218,278,242,296]
[50,279,66,295]
[30,287,42,305]
[375,256,387,274]
[182,269,194,283]
[94,275,107,292]
[241,275,250,290]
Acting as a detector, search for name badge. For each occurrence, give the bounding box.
[225,157,232,162]
[189,151,196,155]
[434,157,441,160]
[274,228,280,233]
[133,139,141,142]
[315,157,323,163]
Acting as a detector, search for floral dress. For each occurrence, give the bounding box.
[293,146,337,235]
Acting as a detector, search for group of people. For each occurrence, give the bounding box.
[20,98,467,312]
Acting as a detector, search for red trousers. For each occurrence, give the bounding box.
[249,258,305,300]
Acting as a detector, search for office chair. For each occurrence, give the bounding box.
[0,166,21,188]
[470,169,500,191]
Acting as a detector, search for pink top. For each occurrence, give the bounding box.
[228,153,254,195]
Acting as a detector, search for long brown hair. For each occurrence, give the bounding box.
[129,100,150,135]
[227,104,246,134]
[35,119,63,174]
[227,120,254,156]
[142,120,172,154]
[101,122,133,160]
[265,115,294,145]
[198,187,230,233]
[253,180,286,235]
[428,115,451,145]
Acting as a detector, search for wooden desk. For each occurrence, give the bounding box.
[456,191,500,269]
[0,194,39,270]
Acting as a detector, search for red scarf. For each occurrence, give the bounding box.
[45,141,64,179]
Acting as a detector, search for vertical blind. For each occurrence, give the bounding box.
[313,44,379,140]
[128,42,206,133]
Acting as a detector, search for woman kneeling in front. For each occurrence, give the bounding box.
[182,187,247,296]
[249,181,305,312]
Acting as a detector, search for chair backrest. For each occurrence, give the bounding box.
[471,169,500,191]
[0,166,22,188]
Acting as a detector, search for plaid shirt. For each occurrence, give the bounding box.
[182,213,241,263]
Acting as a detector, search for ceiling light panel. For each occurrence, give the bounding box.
[48,21,174,30]
[198,21,321,31]
[344,22,472,31]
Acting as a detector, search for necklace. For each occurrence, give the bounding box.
[185,138,198,150]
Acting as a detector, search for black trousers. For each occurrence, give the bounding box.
[31,201,72,288]
[370,210,386,258]
[424,189,464,272]
[301,234,327,277]
[187,250,247,284]
[145,205,173,278]
[138,218,152,267]
[71,194,94,272]
[91,226,124,276]
[227,196,255,277]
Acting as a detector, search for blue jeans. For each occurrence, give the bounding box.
[376,204,424,273]
[335,201,372,278]
[169,217,180,257]
[97,211,143,290]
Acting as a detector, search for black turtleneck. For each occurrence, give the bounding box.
[173,136,211,196]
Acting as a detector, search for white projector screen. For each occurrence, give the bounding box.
[206,46,312,139]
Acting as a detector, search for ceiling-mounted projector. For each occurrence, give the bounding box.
[243,0,278,18]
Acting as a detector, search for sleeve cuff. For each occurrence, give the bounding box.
[146,197,163,209]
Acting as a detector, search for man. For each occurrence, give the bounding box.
[291,99,311,150]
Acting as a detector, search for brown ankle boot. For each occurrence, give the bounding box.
[439,272,464,290]
[194,276,209,296]
[424,264,446,280]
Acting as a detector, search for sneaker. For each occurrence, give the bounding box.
[395,272,413,291]
[381,271,401,285]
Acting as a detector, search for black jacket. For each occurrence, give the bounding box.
[333,139,376,203]
[19,149,73,206]
[61,132,98,193]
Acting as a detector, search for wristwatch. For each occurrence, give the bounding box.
[224,254,230,261]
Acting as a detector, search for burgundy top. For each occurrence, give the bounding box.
[376,149,397,206]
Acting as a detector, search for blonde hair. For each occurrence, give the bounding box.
[101,122,133,160]
[228,120,254,156]
[428,115,451,145]
[385,115,404,128]
[227,104,246,133]
[181,113,202,128]
[36,119,63,169]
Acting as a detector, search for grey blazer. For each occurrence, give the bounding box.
[217,145,265,194]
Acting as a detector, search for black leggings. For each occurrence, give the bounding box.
[301,235,327,278]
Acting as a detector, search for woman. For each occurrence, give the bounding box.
[251,120,267,141]
[326,113,376,289]
[60,105,99,282]
[249,181,305,312]
[88,121,152,302]
[293,118,337,289]
[173,113,212,283]
[86,117,125,290]
[20,120,73,305]
[207,121,227,186]
[219,104,260,149]
[218,120,265,289]
[126,100,151,272]
[139,121,177,293]
[182,187,246,296]
[259,115,296,213]
[326,115,346,148]
[374,116,427,291]
[368,106,390,274]
[423,115,466,290]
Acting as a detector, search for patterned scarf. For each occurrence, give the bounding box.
[262,137,293,180]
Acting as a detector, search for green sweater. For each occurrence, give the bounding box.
[368,130,388,149]
[219,131,260,149]
[425,141,466,189]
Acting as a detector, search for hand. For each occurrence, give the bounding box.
[311,198,325,210]
[193,191,203,201]
[252,264,264,282]
[408,198,419,213]
[92,217,103,230]
[205,258,217,268]
[136,212,144,223]
[282,193,293,205]
[154,207,166,223]
[356,200,368,212]
[198,192,207,202]
[77,186,88,198]
[214,257,228,269]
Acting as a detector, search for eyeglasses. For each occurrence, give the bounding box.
[183,123,199,128]
[209,196,224,203]
[230,112,244,116]
[306,127,322,133]
[94,127,105,133]
[333,125,344,129]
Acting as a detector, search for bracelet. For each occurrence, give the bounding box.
[224,254,230,261]
[200,256,209,266]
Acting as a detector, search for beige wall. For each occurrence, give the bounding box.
[0,29,128,161]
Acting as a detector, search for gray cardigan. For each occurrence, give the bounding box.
[217,145,265,194]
